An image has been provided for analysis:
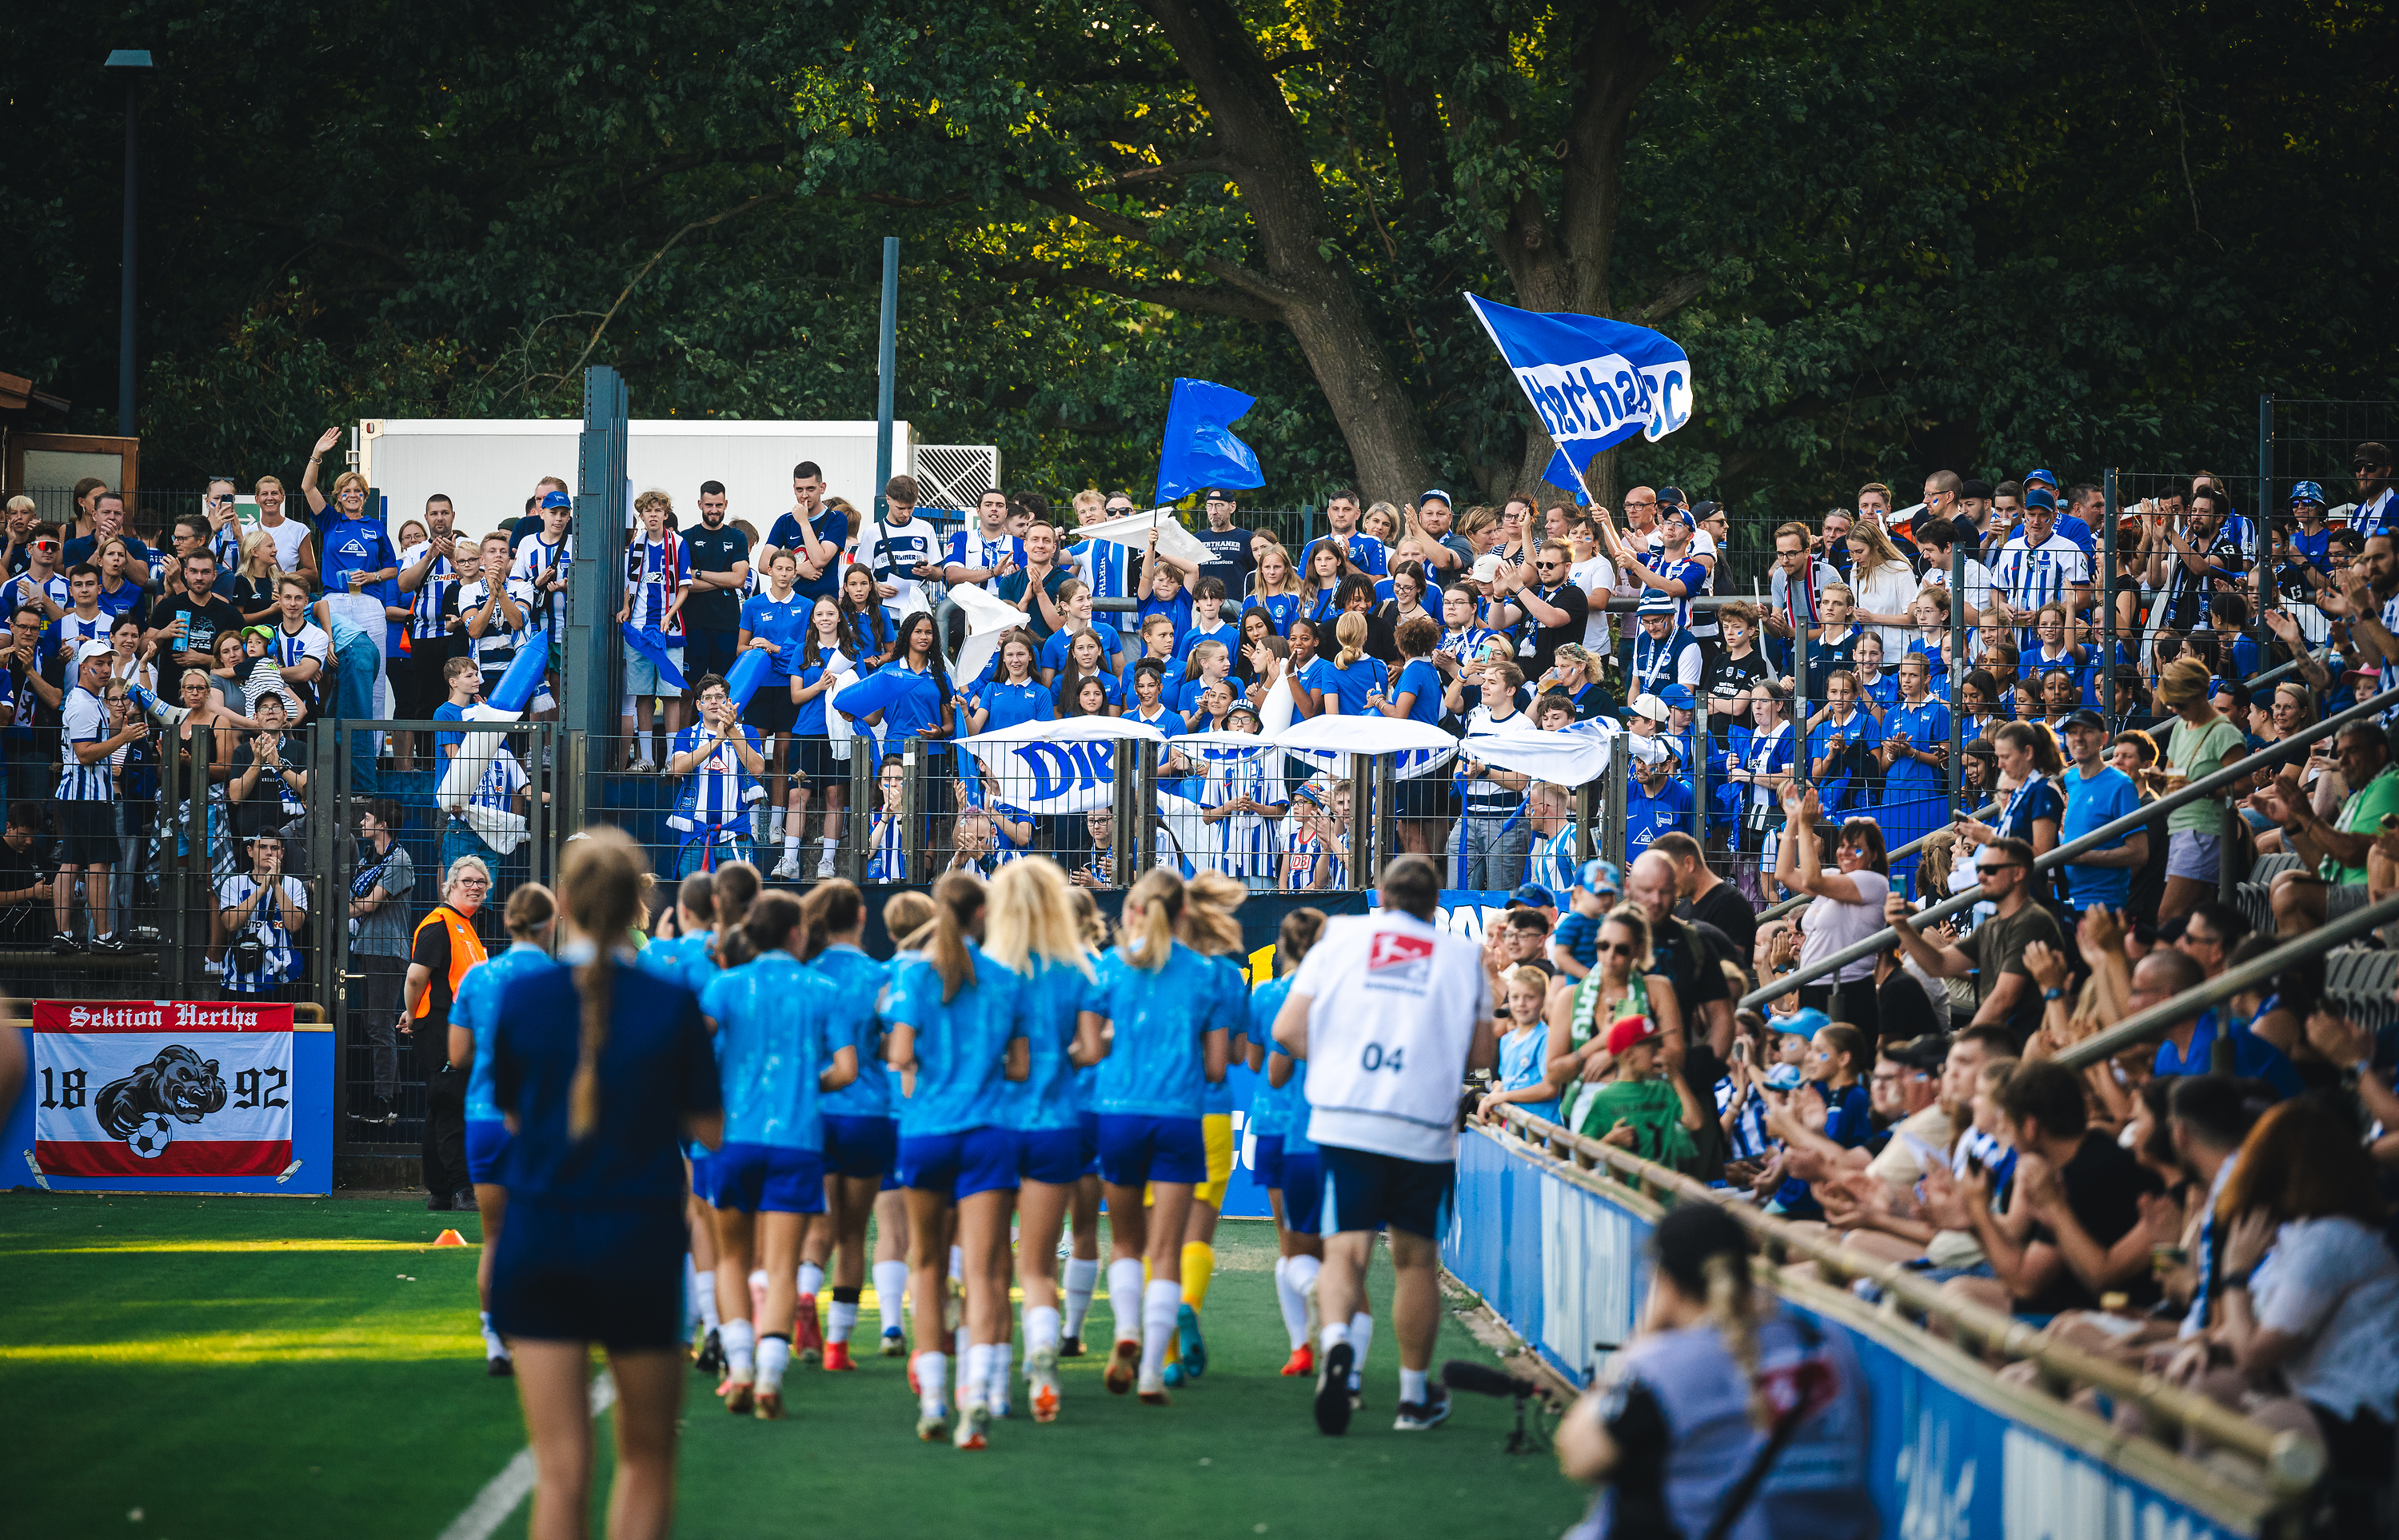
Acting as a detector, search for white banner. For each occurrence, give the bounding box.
[956,717,1172,816]
[1068,505,1214,569]
[30,1003,295,1177]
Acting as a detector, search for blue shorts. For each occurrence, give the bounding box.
[823,1114,899,1186]
[491,1197,687,1350]
[1096,1114,1207,1188]
[1078,1111,1103,1177]
[1016,1127,1087,1187]
[1251,1133,1286,1191]
[1320,1143,1454,1242]
[1280,1151,1325,1235]
[684,628,739,682]
[898,1127,1019,1201]
[465,1119,513,1186]
[687,1149,719,1206]
[709,1143,827,1215]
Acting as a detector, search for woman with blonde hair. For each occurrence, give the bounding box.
[800,879,898,1371]
[447,880,560,1378]
[886,871,1029,1449]
[1244,539,1305,635]
[299,425,401,715]
[1160,870,1250,1387]
[983,857,1102,1420]
[1078,868,1232,1403]
[230,530,284,624]
[1842,519,1920,654]
[486,828,724,1540]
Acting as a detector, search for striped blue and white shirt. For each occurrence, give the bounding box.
[1196,747,1282,880]
[1530,824,1579,892]
[217,873,308,991]
[1990,536,2089,636]
[944,527,1024,592]
[1071,536,1140,634]
[58,687,114,800]
[399,541,464,641]
[510,534,573,648]
[868,812,906,883]
[456,744,529,817]
[46,610,110,664]
[272,620,329,675]
[624,533,691,637]
[668,721,763,843]
[2,570,67,617]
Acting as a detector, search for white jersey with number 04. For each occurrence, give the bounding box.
[1291,911,1489,1163]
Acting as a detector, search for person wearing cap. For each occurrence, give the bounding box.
[2288,478,2335,573]
[1598,503,1706,633]
[1184,489,1257,600]
[1491,539,1591,680]
[2055,707,2147,913]
[1624,734,1694,860]
[1627,589,1701,703]
[1989,485,2091,652]
[1506,880,1558,928]
[2349,441,2396,541]
[50,638,149,953]
[1657,684,1706,772]
[1544,858,1618,978]
[1302,487,1388,580]
[1404,489,1472,589]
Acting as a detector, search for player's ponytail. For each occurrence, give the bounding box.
[1119,869,1184,971]
[502,882,556,941]
[987,857,1095,980]
[927,870,985,1003]
[561,829,645,1140]
[796,879,861,963]
[1651,1203,1769,1428]
[1334,612,1367,668]
[708,860,761,967]
[1180,870,1246,958]
[1067,884,1109,952]
[1275,907,1326,975]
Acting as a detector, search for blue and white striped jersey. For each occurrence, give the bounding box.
[509,534,573,648]
[944,527,1024,591]
[58,687,117,800]
[1989,536,2088,630]
[399,541,464,641]
[2,570,67,617]
[46,610,110,664]
[868,811,907,883]
[624,533,691,636]
[668,721,763,843]
[217,872,308,991]
[270,620,329,675]
[1530,824,1580,892]
[459,578,539,683]
[460,744,529,815]
[1196,746,1281,880]
[1283,832,1326,891]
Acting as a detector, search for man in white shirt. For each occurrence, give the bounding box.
[1989,496,2090,646]
[855,474,946,618]
[943,489,1024,592]
[1274,854,1495,1436]
[2350,441,2395,541]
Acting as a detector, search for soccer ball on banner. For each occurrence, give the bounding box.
[127,1115,174,1159]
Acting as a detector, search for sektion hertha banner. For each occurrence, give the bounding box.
[29,1000,296,1177]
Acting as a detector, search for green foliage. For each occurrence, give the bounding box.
[2,0,2388,524]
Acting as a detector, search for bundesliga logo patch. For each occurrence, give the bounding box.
[1365,931,1434,991]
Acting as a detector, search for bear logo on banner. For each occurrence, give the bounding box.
[95,1045,230,1145]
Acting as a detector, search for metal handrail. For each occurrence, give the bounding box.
[1738,679,2399,1010]
[2052,891,2399,1070]
[1487,1103,2324,1500]
[1755,798,2001,924]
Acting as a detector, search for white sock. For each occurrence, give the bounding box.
[748,1267,769,1296]
[828,1298,860,1344]
[1348,1313,1373,1389]
[768,809,785,837]
[1400,1366,1429,1406]
[1320,1319,1350,1354]
[1025,1304,1061,1355]
[1273,1258,1309,1350]
[916,1351,948,1414]
[758,1335,792,1391]
[960,1343,990,1413]
[784,832,803,856]
[1288,1253,1321,1311]
[874,1260,911,1334]
[993,1340,1014,1405]
[1064,1258,1100,1339]
[697,1272,722,1332]
[1107,1259,1147,1343]
[949,1244,965,1283]
[798,1262,824,1299]
[1140,1279,1181,1382]
[721,1317,756,1375]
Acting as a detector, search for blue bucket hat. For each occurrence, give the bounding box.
[2290,480,2327,509]
[1637,590,1680,616]
[1767,1006,1832,1039]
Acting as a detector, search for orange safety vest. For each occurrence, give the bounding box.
[410,905,489,1017]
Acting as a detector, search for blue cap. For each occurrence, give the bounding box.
[540,489,573,510]
[1766,1006,1832,1039]
[1576,858,1623,895]
[2024,468,2059,489]
[1659,684,1698,711]
[1637,590,1679,615]
[1507,883,1557,910]
[2291,480,2327,508]
[1765,1063,1805,1091]
[2023,486,2058,511]
[1417,489,1452,509]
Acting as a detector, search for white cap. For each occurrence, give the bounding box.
[1628,734,1674,767]
[1628,692,1670,722]
[73,639,114,666]
[1471,553,1505,584]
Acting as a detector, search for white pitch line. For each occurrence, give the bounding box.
[437,1371,616,1540]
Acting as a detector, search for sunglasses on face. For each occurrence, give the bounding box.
[1974,863,2023,877]
[1596,941,1639,956]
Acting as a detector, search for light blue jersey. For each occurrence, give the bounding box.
[1088,940,1222,1119]
[1000,956,1099,1133]
[700,954,842,1150]
[1244,975,1297,1139]
[1268,1047,1315,1156]
[888,941,1027,1137]
[636,928,719,995]
[455,942,564,1124]
[812,944,895,1118]
[1201,954,1248,1115]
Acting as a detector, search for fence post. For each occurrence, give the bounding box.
[2102,469,2118,724]
[900,739,922,883]
[2257,394,2276,616]
[1349,754,1375,888]
[1948,541,1967,816]
[1575,778,1598,866]
[1372,752,1397,883]
[1603,740,1629,873]
[1111,736,1141,886]
[844,742,872,883]
[569,364,631,824]
[308,720,349,1024]
[160,708,188,994]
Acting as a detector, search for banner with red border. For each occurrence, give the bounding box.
[29,1001,294,1178]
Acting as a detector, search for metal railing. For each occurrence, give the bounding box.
[1738,679,2399,1011]
[1487,1103,2323,1511]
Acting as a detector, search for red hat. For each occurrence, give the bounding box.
[1604,1014,1659,1055]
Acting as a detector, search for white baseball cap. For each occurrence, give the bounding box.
[1629,692,1671,723]
[73,640,114,666]
[1628,734,1674,768]
[1471,553,1505,584]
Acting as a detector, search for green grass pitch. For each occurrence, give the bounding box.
[0,1193,1588,1538]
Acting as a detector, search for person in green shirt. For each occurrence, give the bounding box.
[2263,720,2399,932]
[2156,656,2250,928]
[1575,1011,1706,1172]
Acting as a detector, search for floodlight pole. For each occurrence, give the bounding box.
[106,50,154,437]
[874,237,899,520]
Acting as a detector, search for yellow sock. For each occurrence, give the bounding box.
[1181,1242,1215,1311]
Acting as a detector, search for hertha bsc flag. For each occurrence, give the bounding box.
[1465,293,1694,501]
[29,1000,296,1177]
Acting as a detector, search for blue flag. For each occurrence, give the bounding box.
[1155,377,1266,505]
[1465,293,1694,498]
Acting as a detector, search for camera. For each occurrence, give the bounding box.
[230,925,270,975]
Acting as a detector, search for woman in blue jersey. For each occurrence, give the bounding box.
[1319,612,1384,717]
[1160,871,1251,1387]
[1250,908,1327,1378]
[1363,614,1456,856]
[1054,887,1112,1357]
[966,632,1055,735]
[1078,869,1231,1404]
[449,881,558,1377]
[794,880,896,1373]
[487,829,722,1540]
[1244,541,1305,635]
[635,872,728,1368]
[887,872,1030,1449]
[837,562,896,662]
[696,891,856,1420]
[982,858,1101,1422]
[833,608,954,777]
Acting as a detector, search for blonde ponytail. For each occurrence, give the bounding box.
[560,828,645,1140]
[986,857,1096,980]
[1334,612,1367,668]
[1180,870,1247,958]
[1119,869,1184,971]
[1702,1250,1770,1430]
[928,870,985,1003]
